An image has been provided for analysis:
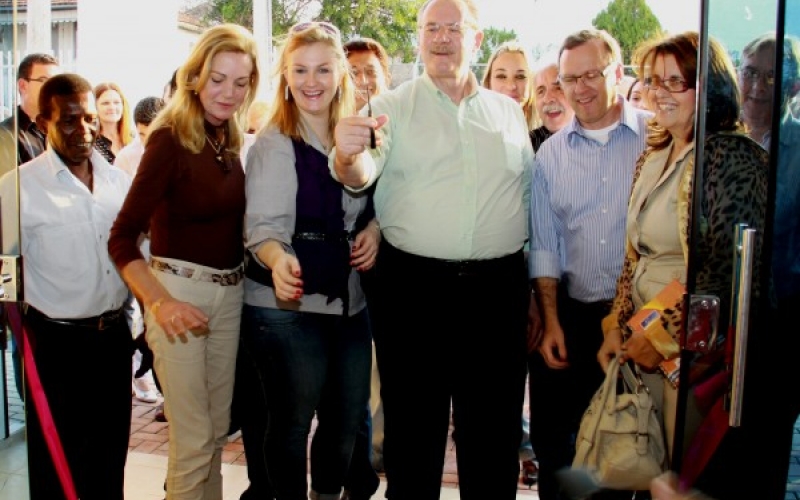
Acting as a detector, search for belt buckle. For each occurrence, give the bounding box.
[454,260,473,277]
[212,270,240,286]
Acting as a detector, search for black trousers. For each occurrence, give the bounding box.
[371,242,528,500]
[23,308,133,500]
[527,291,611,500]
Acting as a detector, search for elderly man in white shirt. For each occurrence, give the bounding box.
[330,0,534,498]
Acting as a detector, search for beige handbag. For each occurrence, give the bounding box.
[572,357,667,491]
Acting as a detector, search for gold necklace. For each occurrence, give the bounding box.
[205,132,231,172]
[206,133,224,162]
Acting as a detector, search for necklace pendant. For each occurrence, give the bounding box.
[216,154,223,163]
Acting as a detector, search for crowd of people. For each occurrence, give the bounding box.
[0,0,798,499]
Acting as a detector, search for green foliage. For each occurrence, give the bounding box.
[206,0,424,63]
[592,0,663,65]
[205,0,318,36]
[319,0,424,63]
[476,26,519,66]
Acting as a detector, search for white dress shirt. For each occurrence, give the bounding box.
[114,135,144,177]
[0,148,132,318]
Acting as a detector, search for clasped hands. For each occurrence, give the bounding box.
[269,224,380,303]
[597,327,664,372]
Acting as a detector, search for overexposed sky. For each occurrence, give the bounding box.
[475,0,701,53]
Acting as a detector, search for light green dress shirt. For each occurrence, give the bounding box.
[331,72,534,261]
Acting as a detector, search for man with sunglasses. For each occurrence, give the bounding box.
[331,0,533,498]
[1,53,62,171]
[527,29,652,500]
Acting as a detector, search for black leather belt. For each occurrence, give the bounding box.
[24,305,125,331]
[383,241,523,277]
[294,231,355,242]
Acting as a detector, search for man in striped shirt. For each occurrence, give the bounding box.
[527,29,652,500]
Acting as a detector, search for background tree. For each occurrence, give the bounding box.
[205,0,323,37]
[206,0,423,62]
[476,26,518,65]
[592,0,662,66]
[319,0,424,62]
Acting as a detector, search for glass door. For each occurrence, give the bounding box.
[0,0,23,445]
[673,0,799,498]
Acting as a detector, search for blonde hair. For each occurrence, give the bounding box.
[482,41,537,130]
[93,82,135,148]
[268,22,356,144]
[148,24,260,155]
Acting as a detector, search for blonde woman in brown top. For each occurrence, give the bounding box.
[108,23,259,499]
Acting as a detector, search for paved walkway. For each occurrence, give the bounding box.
[5,347,800,498]
[128,394,539,495]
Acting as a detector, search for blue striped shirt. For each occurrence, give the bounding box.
[529,97,651,302]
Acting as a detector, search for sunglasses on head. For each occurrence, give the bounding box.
[290,21,340,37]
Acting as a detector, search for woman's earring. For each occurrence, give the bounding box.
[285,85,290,101]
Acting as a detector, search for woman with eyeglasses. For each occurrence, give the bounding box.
[108,23,259,498]
[241,21,378,500]
[597,31,768,484]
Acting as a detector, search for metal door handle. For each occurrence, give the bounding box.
[729,228,756,427]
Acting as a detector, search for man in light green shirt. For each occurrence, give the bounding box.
[330,0,534,498]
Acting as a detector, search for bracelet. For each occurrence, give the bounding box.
[150,298,165,318]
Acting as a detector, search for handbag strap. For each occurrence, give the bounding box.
[574,359,621,466]
[619,363,656,456]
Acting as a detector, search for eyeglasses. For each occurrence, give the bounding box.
[739,66,775,86]
[558,63,614,87]
[421,22,474,37]
[290,21,340,37]
[642,75,692,93]
[24,76,49,84]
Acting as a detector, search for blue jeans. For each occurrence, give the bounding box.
[241,304,372,500]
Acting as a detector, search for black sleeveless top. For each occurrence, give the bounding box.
[246,138,374,306]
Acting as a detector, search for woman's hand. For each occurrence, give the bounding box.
[620,330,664,371]
[351,220,380,271]
[597,327,624,371]
[150,297,208,336]
[271,252,304,302]
[651,472,715,500]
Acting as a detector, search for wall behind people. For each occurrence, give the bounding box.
[76,0,185,110]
